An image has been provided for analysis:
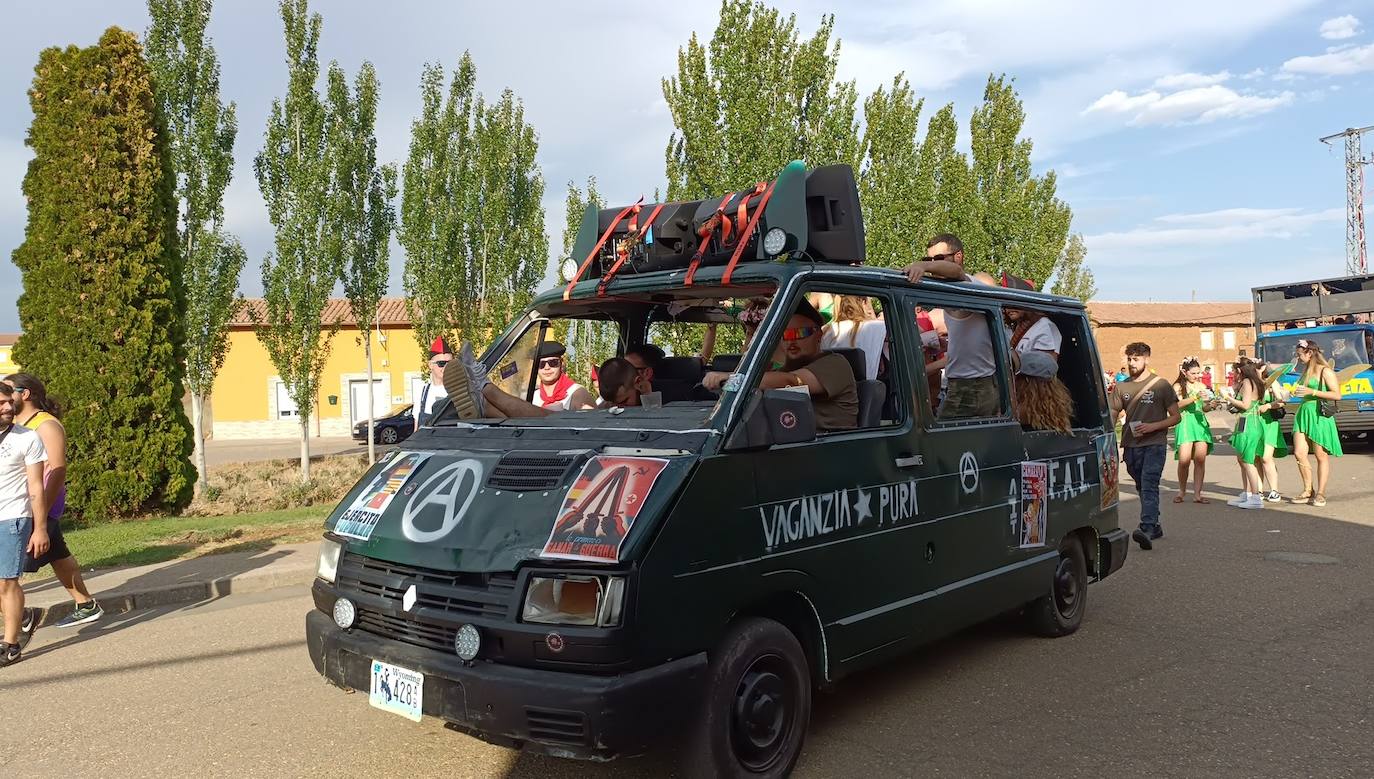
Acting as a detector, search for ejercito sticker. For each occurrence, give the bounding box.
[540,456,669,563]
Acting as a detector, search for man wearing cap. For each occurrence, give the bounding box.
[701,300,858,430]
[414,337,453,431]
[530,341,594,411]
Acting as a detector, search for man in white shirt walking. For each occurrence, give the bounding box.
[0,383,49,667]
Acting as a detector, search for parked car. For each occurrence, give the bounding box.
[352,404,413,445]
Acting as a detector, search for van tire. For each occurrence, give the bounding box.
[1026,535,1088,637]
[687,617,811,778]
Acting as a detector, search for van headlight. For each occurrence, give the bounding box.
[316,537,343,584]
[521,575,625,627]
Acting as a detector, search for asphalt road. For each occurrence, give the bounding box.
[6,444,1373,778]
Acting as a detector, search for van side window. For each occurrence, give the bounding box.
[1049,312,1109,429]
[915,301,1009,422]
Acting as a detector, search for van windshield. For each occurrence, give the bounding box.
[1261,330,1371,371]
[438,282,779,430]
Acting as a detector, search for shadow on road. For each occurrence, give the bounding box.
[23,545,291,662]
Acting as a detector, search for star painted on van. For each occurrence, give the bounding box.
[853,488,873,524]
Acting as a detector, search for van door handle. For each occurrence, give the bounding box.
[895,455,923,468]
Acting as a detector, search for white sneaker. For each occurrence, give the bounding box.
[1237,495,1265,510]
[1227,493,1250,507]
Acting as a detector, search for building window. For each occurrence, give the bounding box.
[1200,330,1215,350]
[274,380,299,418]
[1222,330,1236,349]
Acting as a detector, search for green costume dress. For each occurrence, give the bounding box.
[1229,399,1265,465]
[1258,390,1288,459]
[1292,375,1343,456]
[1173,383,1214,459]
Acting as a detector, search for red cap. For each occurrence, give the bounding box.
[429,337,452,356]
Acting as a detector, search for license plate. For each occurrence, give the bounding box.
[369,660,424,722]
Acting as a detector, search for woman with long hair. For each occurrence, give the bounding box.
[1223,358,1268,509]
[1006,307,1073,434]
[1256,366,1290,502]
[821,295,886,379]
[1289,339,1343,506]
[1171,357,1215,503]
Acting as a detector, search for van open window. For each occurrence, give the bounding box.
[912,300,1010,423]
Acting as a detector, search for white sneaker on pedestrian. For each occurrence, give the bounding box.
[1227,492,1250,507]
[1238,495,1265,510]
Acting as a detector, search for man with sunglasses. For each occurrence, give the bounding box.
[702,300,858,430]
[530,341,594,411]
[902,233,1001,419]
[414,337,453,431]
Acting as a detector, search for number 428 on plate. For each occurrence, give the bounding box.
[369,660,424,722]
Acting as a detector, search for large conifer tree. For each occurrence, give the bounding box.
[13,27,196,519]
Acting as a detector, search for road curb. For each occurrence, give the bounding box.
[35,564,316,628]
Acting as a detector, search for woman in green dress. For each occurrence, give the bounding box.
[1172,357,1215,503]
[1224,359,1267,509]
[1289,340,1343,507]
[1257,370,1290,502]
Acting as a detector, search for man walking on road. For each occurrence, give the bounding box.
[0,383,49,667]
[1110,342,1181,551]
[5,373,102,636]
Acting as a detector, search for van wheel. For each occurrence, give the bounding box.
[1026,536,1088,637]
[687,617,811,778]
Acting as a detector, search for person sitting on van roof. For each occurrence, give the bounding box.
[703,300,858,430]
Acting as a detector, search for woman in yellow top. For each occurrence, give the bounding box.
[5,373,102,639]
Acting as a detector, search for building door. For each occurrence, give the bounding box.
[349,379,388,426]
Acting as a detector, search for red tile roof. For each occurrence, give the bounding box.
[1087,301,1252,326]
[230,297,413,328]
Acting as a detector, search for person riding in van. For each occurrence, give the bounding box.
[530,341,595,411]
[703,299,858,430]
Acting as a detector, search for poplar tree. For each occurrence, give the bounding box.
[13,27,196,519]
[1050,234,1097,301]
[327,60,397,464]
[399,55,476,358]
[253,0,338,482]
[145,0,244,496]
[858,75,923,269]
[662,0,860,200]
[555,178,618,382]
[400,53,547,356]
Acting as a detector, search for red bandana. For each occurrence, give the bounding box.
[538,374,576,406]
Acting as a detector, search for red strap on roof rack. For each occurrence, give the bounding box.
[597,201,666,297]
[722,180,776,285]
[736,182,765,240]
[564,197,643,301]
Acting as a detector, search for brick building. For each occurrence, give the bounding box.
[1088,302,1255,384]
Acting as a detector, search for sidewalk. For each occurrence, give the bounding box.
[23,540,320,626]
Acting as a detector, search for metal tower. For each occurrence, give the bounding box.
[1320,124,1374,275]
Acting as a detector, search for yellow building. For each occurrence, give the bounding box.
[0,335,20,377]
[212,298,423,439]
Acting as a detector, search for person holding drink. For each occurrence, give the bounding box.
[1288,339,1343,506]
[1172,356,1216,504]
[1109,342,1181,551]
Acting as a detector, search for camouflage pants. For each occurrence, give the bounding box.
[938,377,999,420]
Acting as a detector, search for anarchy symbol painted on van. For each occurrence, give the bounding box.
[959,452,979,494]
[401,459,484,543]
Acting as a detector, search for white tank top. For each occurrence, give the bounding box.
[531,383,586,410]
[944,310,996,379]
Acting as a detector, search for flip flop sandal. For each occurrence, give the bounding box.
[1193,497,1210,504]
[1173,495,1185,503]
[1290,492,1313,504]
[1311,494,1327,507]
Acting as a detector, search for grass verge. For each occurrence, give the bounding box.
[37,506,330,575]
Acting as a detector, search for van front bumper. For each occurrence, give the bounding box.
[1097,529,1128,580]
[306,609,706,760]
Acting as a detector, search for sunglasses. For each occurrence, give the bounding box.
[781,326,819,342]
[926,251,955,262]
[538,357,562,368]
[430,359,449,368]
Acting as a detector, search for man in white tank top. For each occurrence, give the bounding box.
[903,234,1001,418]
[529,341,594,411]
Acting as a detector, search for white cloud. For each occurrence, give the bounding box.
[1085,207,1342,254]
[1319,14,1362,40]
[1282,42,1374,75]
[1084,85,1294,125]
[1153,70,1231,89]
[1056,160,1117,179]
[1240,67,1267,79]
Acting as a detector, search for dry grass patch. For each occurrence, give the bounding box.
[186,453,371,516]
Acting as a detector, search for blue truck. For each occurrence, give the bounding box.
[1251,274,1374,443]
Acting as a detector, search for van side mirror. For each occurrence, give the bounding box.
[725,389,817,450]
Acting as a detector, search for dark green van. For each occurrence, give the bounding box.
[306,167,1128,777]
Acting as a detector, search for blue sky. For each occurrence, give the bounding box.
[3,0,1373,331]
